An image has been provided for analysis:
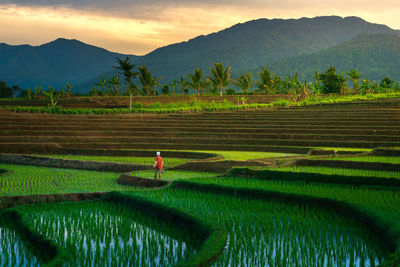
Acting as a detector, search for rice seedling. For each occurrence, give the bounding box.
[0,224,40,267]
[0,164,136,196]
[18,201,197,266]
[130,188,386,266]
[274,166,400,179]
[34,154,191,167]
[187,177,400,228]
[323,156,400,164]
[128,170,217,181]
[185,150,297,160]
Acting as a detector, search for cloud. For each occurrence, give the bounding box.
[0,1,399,55]
[1,0,399,29]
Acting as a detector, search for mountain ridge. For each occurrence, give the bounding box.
[0,16,399,93]
[261,32,400,82]
[0,38,137,90]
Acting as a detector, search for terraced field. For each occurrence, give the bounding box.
[1,98,400,266]
[1,99,400,154]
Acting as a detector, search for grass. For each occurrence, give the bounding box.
[4,92,400,114]
[129,170,217,181]
[271,166,400,179]
[0,164,135,196]
[34,154,191,167]
[129,187,385,266]
[2,101,272,114]
[323,156,400,164]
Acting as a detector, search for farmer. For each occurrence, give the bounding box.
[154,151,163,179]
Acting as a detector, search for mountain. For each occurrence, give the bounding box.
[133,16,398,82]
[0,38,137,91]
[1,16,399,93]
[263,33,400,82]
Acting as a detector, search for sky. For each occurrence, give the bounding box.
[0,1,399,55]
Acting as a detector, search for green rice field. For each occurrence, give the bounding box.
[0,164,127,196]
[0,224,40,267]
[34,154,191,167]
[323,156,400,164]
[18,201,196,267]
[1,99,400,266]
[130,187,386,267]
[129,170,217,180]
[274,166,400,179]
[184,150,297,160]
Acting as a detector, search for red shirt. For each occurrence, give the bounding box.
[155,156,163,169]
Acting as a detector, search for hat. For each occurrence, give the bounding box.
[156,151,161,156]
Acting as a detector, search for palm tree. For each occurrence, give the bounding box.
[188,69,206,96]
[138,66,158,96]
[207,63,231,96]
[114,57,136,83]
[152,76,162,96]
[177,77,189,96]
[233,73,252,95]
[107,76,120,96]
[346,69,362,93]
[34,86,42,99]
[65,82,73,98]
[95,78,107,96]
[113,57,138,97]
[169,79,178,95]
[256,67,273,94]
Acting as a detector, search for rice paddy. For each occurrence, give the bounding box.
[323,156,400,164]
[0,225,40,267]
[130,188,386,267]
[186,177,400,227]
[129,170,217,181]
[274,166,400,179]
[18,201,197,266]
[1,99,400,265]
[34,154,191,167]
[0,164,128,196]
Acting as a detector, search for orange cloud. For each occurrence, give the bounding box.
[0,3,398,55]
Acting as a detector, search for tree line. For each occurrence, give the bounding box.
[91,57,399,99]
[2,56,399,107]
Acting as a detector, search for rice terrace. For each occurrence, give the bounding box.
[1,7,400,267]
[0,91,399,267]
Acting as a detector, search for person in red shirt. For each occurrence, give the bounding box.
[154,151,163,179]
